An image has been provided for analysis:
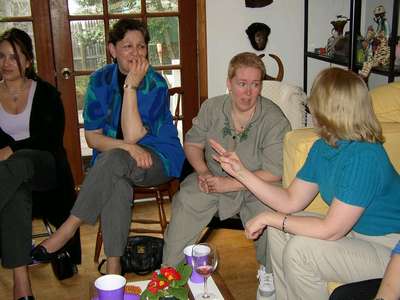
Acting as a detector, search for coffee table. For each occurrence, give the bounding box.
[188,271,235,300]
[90,271,235,300]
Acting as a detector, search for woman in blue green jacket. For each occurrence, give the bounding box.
[32,19,184,274]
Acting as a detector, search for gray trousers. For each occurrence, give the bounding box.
[71,148,171,257]
[268,212,400,300]
[163,172,273,272]
[0,149,57,268]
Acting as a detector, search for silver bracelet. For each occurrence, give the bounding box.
[282,215,289,233]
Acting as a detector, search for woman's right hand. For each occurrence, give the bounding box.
[125,56,149,89]
[197,171,213,193]
[245,212,269,240]
[209,138,246,179]
[123,143,153,169]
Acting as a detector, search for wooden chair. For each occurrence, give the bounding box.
[93,87,183,262]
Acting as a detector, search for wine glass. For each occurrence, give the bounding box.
[191,243,218,299]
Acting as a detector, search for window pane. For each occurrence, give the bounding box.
[80,128,92,157]
[148,17,180,67]
[75,75,91,156]
[108,0,141,14]
[75,75,90,124]
[0,0,31,17]
[162,69,182,143]
[70,20,106,71]
[68,0,103,15]
[146,0,178,13]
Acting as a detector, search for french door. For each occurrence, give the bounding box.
[0,0,199,185]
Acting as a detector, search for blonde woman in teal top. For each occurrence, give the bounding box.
[210,67,400,300]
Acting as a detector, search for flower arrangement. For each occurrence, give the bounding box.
[140,263,192,300]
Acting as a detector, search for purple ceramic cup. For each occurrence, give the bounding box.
[184,245,209,283]
[94,274,126,300]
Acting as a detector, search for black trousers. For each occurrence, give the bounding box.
[0,149,57,268]
[329,279,382,300]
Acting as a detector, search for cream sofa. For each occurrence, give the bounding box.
[282,81,400,290]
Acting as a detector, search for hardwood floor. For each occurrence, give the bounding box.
[0,201,259,299]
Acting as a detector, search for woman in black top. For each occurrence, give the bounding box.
[0,28,80,300]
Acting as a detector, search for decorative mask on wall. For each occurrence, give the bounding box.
[245,0,273,8]
[246,22,271,51]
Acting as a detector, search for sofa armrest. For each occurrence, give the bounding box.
[283,128,328,214]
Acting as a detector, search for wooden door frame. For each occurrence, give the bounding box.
[197,0,208,104]
[49,0,84,185]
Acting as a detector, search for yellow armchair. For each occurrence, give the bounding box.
[282,81,400,291]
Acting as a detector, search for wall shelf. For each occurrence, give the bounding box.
[304,0,399,92]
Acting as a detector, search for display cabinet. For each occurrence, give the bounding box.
[303,0,399,92]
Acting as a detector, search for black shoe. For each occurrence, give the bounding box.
[17,296,35,300]
[31,244,57,262]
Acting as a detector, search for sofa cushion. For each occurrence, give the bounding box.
[261,81,309,129]
[370,82,400,123]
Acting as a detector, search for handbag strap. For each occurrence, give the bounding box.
[97,259,107,275]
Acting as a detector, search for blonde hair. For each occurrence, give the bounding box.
[309,67,384,146]
[227,52,266,80]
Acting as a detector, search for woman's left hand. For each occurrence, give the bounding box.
[0,146,13,161]
[205,176,233,193]
[125,56,149,89]
[245,212,269,240]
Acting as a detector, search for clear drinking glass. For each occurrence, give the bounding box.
[191,243,218,299]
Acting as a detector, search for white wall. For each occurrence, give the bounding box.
[206,0,304,97]
[205,0,399,97]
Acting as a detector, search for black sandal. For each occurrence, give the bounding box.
[31,244,57,262]
[17,296,35,300]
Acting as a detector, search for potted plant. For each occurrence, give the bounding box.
[140,263,192,300]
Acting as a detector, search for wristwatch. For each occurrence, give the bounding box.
[123,83,138,90]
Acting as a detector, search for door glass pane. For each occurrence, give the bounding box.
[75,75,91,156]
[68,0,103,15]
[147,17,180,66]
[159,69,180,88]
[0,0,31,17]
[146,0,178,13]
[108,0,141,14]
[70,20,106,71]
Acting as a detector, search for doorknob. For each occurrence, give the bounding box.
[61,67,72,79]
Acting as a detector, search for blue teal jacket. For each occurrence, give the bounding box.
[83,63,184,177]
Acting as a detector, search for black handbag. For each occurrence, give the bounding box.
[98,235,164,275]
[50,250,77,280]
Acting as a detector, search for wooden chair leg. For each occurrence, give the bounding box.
[155,190,167,234]
[94,223,103,263]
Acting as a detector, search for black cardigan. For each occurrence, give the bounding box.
[0,78,81,263]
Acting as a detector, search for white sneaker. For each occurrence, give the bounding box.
[257,290,276,300]
[257,265,275,297]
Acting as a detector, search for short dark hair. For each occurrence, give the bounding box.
[108,19,150,45]
[0,28,36,79]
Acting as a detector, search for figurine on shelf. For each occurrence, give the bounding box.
[359,5,391,79]
[326,15,349,57]
[373,5,390,39]
[359,31,390,78]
